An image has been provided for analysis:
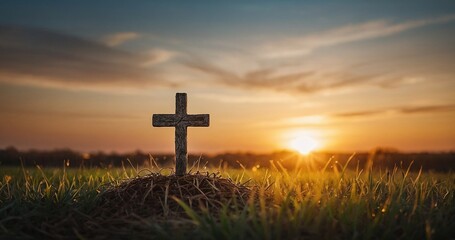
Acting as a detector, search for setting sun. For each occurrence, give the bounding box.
[289,134,320,154]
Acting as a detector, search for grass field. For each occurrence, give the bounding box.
[0,162,454,239]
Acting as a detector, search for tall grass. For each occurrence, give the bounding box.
[0,161,454,239]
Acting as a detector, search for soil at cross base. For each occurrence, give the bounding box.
[97,172,253,217]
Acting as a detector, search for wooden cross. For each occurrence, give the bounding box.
[152,93,210,176]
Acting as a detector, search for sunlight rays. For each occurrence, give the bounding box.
[284,129,323,155]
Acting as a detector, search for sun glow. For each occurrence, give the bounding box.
[286,131,321,154]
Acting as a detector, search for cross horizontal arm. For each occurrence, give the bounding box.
[152,114,209,127]
[152,114,179,127]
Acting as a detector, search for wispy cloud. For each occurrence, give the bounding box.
[0,25,174,92]
[263,14,455,58]
[260,104,455,129]
[184,58,405,95]
[142,48,177,67]
[2,13,453,96]
[332,104,455,119]
[181,15,455,96]
[185,59,315,92]
[196,92,295,103]
[399,104,455,114]
[0,108,141,121]
[103,32,140,47]
[332,110,387,118]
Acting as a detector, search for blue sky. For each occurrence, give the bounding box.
[0,1,454,153]
[2,1,454,43]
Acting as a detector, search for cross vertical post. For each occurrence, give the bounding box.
[152,93,210,176]
[175,93,187,176]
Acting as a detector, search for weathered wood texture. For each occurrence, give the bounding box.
[152,93,210,176]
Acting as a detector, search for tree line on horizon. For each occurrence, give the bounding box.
[0,146,454,172]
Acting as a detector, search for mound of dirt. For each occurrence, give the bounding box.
[97,172,252,217]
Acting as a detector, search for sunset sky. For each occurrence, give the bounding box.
[1,1,454,153]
